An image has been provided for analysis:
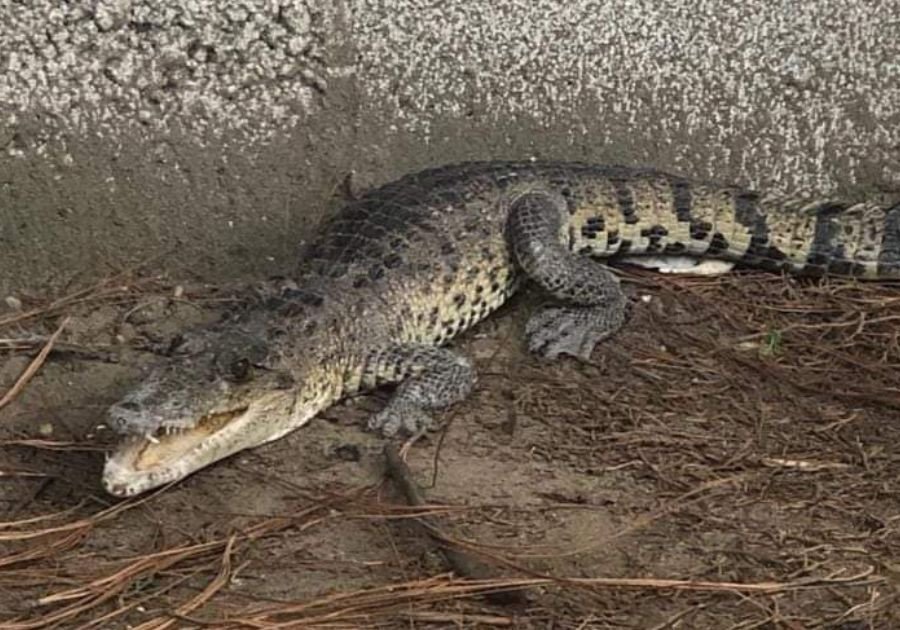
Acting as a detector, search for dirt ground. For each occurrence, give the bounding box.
[1,267,899,629]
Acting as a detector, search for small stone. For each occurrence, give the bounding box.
[128,297,169,324]
[469,336,498,361]
[4,296,22,310]
[173,285,184,298]
[38,422,53,436]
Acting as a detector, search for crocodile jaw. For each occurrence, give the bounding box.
[102,390,323,497]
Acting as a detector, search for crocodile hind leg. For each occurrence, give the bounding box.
[365,345,475,436]
[508,191,628,360]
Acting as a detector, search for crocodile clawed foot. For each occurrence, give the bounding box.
[368,400,435,437]
[526,304,624,361]
[365,344,474,437]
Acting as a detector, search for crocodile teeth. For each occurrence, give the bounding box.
[145,433,160,444]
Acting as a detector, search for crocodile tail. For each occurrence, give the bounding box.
[563,172,899,279]
[748,196,900,279]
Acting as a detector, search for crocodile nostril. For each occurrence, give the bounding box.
[109,416,130,431]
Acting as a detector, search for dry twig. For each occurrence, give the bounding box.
[0,317,69,413]
[383,443,526,605]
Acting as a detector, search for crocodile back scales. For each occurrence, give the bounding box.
[294,161,900,371]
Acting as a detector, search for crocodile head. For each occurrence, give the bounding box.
[102,318,339,497]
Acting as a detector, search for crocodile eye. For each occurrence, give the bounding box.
[229,358,253,382]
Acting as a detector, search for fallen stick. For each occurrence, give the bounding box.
[0,336,118,362]
[382,443,526,605]
[0,316,69,413]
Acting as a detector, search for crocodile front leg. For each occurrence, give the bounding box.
[364,345,475,436]
[507,191,628,360]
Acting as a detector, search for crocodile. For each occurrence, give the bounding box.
[102,160,900,497]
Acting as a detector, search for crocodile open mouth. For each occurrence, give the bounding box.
[102,388,312,498]
[103,405,256,497]
[121,407,249,472]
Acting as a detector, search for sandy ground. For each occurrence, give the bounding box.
[1,267,899,628]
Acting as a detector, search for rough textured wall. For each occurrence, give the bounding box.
[2,0,899,297]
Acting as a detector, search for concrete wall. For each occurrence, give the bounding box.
[2,0,899,297]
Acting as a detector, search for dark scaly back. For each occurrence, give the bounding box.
[296,163,532,371]
[296,162,646,357]
[293,160,900,368]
